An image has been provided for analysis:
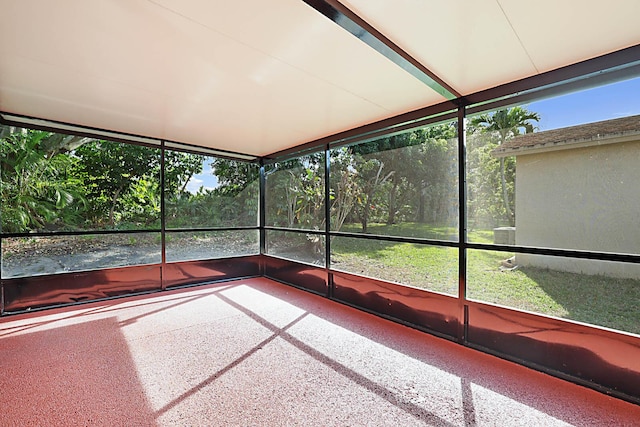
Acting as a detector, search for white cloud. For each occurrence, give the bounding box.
[186,177,204,194]
[185,174,219,194]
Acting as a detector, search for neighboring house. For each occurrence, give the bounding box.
[493,115,640,279]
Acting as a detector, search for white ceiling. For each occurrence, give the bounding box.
[1,0,639,157]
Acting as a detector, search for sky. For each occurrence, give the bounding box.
[185,161,219,194]
[527,76,640,131]
[185,77,640,193]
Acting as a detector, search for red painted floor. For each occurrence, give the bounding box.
[1,277,638,426]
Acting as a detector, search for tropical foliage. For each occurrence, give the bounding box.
[165,156,259,228]
[0,126,258,232]
[469,107,540,227]
[262,122,460,237]
[1,106,539,236]
[1,127,90,232]
[330,122,459,235]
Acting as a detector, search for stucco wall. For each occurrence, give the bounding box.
[514,141,640,279]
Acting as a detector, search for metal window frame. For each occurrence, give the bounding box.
[2,43,640,404]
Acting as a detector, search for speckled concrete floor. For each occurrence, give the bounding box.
[1,277,638,426]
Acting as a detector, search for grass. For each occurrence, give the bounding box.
[332,238,459,295]
[3,221,637,334]
[332,222,640,335]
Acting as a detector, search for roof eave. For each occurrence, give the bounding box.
[492,132,640,157]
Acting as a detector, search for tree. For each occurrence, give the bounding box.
[75,141,160,227]
[371,133,418,225]
[350,155,394,233]
[163,151,204,194]
[211,158,260,226]
[264,155,324,229]
[349,134,429,232]
[409,124,457,224]
[1,127,90,232]
[211,159,259,196]
[329,147,358,233]
[163,152,205,228]
[470,107,540,226]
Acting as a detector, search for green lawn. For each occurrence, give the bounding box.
[332,222,640,335]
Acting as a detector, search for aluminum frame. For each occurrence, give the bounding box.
[260,53,640,403]
[302,0,460,100]
[1,44,640,404]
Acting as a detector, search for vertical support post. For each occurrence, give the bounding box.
[259,160,266,258]
[160,141,166,290]
[324,146,333,298]
[457,105,468,343]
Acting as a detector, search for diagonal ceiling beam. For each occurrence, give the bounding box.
[302,0,461,100]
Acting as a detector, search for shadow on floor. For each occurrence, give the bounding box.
[1,278,638,426]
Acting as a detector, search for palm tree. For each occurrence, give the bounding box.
[471,107,540,226]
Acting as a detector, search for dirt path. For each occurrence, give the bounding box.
[1,234,258,278]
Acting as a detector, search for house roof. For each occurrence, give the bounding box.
[493,114,640,157]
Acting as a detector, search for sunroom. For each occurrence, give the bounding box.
[1,0,639,423]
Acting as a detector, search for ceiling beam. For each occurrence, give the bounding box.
[302,0,461,100]
[265,44,640,161]
[264,99,458,161]
[465,44,640,112]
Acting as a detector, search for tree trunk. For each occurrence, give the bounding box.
[361,216,368,233]
[360,193,370,233]
[499,157,514,226]
[417,187,425,223]
[387,180,398,225]
[109,186,123,226]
